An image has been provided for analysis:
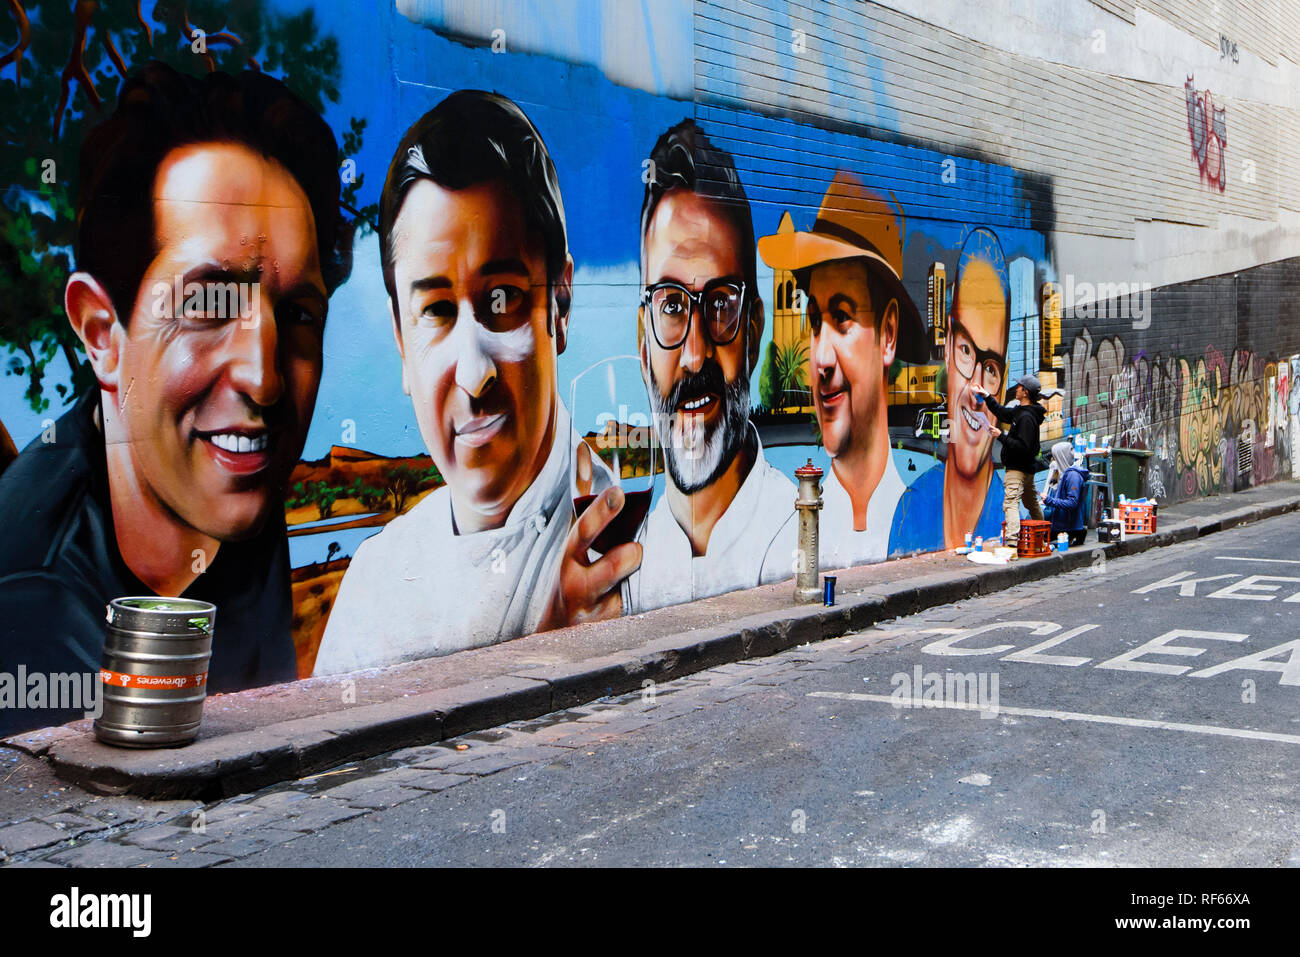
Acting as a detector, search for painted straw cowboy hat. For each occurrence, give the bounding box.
[758,170,927,364]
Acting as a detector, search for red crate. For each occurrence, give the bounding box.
[1002,519,1052,558]
[1121,502,1157,535]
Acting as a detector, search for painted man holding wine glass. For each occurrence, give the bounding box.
[624,120,797,612]
[313,91,634,673]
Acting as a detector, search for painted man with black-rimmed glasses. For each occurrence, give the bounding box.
[901,227,1013,550]
[941,228,1013,547]
[625,120,796,613]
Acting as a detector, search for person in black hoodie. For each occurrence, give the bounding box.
[977,374,1046,541]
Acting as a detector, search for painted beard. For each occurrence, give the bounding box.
[649,358,751,495]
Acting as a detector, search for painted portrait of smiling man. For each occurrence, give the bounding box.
[314,90,633,673]
[904,227,1012,550]
[759,171,928,568]
[624,120,796,612]
[0,62,350,733]
[941,229,1012,545]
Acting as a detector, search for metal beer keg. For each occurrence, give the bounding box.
[94,598,216,748]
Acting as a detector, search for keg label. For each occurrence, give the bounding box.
[100,669,208,689]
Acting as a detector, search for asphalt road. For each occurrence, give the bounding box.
[14,512,1300,867]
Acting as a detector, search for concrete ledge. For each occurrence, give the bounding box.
[15,487,1300,800]
[44,678,553,800]
[48,728,299,801]
[434,676,553,739]
[915,570,982,605]
[1058,548,1092,572]
[845,595,888,631]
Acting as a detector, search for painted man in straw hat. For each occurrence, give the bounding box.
[759,171,929,566]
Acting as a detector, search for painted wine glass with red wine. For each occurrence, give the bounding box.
[568,355,659,554]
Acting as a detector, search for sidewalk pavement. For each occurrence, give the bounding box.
[5,479,1300,805]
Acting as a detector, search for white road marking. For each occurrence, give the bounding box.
[920,621,1057,657]
[1215,555,1300,565]
[1001,624,1097,667]
[808,691,1300,745]
[1132,571,1238,595]
[1096,628,1248,675]
[1205,574,1300,600]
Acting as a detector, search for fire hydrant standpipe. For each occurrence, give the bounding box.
[794,459,823,604]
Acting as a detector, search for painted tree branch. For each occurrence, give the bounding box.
[52,1,103,140]
[179,4,241,73]
[0,0,31,81]
[135,0,151,45]
[101,29,128,80]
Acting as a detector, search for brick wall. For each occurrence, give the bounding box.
[695,0,1300,502]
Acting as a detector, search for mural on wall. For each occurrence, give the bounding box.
[900,228,1015,551]
[0,1,1292,733]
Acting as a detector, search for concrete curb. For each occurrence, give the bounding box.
[18,492,1300,801]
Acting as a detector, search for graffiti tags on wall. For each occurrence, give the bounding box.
[1062,329,1290,501]
[1186,76,1228,192]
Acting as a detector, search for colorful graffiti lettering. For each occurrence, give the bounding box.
[1063,329,1289,501]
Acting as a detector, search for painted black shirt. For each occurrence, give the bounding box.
[0,390,297,736]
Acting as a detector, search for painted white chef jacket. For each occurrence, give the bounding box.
[313,404,603,674]
[626,433,797,613]
[818,452,906,568]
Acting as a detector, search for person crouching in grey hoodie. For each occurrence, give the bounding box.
[1042,441,1089,546]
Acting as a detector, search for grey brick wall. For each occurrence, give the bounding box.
[696,0,1298,242]
[695,0,1300,503]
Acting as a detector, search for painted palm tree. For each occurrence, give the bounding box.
[774,341,810,411]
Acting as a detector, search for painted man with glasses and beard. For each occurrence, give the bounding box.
[624,120,796,613]
[906,227,1010,549]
